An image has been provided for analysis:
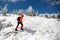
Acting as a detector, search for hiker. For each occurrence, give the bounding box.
[15,13,24,31]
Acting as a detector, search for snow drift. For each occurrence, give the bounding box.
[0,14,60,40]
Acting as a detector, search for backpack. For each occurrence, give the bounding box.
[17,17,20,21]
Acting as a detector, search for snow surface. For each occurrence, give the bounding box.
[0,14,60,40]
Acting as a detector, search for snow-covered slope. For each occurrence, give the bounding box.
[0,14,60,40]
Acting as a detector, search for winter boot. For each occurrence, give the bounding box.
[15,26,18,31]
[21,26,24,30]
[15,28,18,31]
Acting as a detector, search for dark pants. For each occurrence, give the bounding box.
[17,22,23,27]
[16,22,23,29]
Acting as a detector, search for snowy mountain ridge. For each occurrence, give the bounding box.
[0,14,60,40]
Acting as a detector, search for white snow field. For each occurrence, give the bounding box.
[0,14,60,40]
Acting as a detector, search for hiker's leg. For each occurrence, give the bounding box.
[16,22,19,29]
[20,22,23,30]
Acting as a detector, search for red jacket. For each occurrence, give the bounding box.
[18,14,24,22]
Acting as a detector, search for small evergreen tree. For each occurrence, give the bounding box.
[45,14,48,18]
[2,5,7,16]
[52,14,55,18]
[57,14,60,19]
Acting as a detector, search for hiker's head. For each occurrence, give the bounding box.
[20,12,24,15]
[20,12,24,17]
